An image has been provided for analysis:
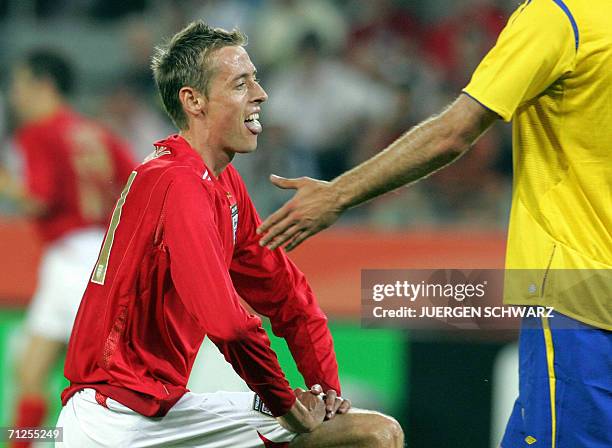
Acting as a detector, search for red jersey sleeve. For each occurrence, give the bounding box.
[163,175,295,416]
[230,179,341,394]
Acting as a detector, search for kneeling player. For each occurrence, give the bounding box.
[56,21,404,448]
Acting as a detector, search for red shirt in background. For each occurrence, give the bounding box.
[14,107,135,244]
[62,134,340,417]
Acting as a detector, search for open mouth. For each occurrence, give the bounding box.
[244,113,262,135]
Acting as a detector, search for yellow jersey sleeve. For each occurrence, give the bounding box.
[463,0,577,121]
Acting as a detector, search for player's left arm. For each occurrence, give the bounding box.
[230,179,341,403]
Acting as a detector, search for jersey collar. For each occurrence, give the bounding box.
[153,134,215,183]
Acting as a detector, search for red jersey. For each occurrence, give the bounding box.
[14,107,135,243]
[62,134,340,418]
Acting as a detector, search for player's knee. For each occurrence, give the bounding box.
[389,417,405,446]
[372,415,404,447]
[356,413,404,447]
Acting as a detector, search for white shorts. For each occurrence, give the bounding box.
[56,388,296,447]
[26,229,105,342]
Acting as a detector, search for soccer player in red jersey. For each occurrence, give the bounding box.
[56,21,404,447]
[1,50,135,447]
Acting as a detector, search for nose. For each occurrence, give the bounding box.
[252,82,268,104]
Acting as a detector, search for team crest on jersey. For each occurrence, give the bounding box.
[253,394,274,417]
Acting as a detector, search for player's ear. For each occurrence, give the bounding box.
[178,86,207,119]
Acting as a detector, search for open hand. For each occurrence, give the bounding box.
[257,175,344,251]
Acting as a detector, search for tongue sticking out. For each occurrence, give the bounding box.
[245,119,262,135]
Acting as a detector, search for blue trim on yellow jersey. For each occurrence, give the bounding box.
[551,0,580,50]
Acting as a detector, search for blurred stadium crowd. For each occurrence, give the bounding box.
[0,0,515,228]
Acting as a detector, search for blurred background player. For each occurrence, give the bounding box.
[0,49,134,447]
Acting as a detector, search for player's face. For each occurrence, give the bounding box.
[204,46,268,154]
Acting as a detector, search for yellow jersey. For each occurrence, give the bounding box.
[463,0,612,329]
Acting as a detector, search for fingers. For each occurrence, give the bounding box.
[310,384,323,395]
[257,206,292,241]
[269,174,299,190]
[337,398,351,414]
[305,388,351,421]
[323,397,345,420]
[285,229,313,252]
[257,175,309,236]
[258,175,330,250]
[260,218,300,248]
[324,390,337,419]
[266,223,302,250]
[294,387,306,396]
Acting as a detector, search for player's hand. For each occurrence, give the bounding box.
[277,387,326,433]
[257,175,344,251]
[309,384,351,420]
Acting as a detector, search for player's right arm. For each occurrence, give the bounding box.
[258,0,577,251]
[257,94,497,249]
[163,174,323,431]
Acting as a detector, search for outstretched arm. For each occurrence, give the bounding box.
[257,94,498,250]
